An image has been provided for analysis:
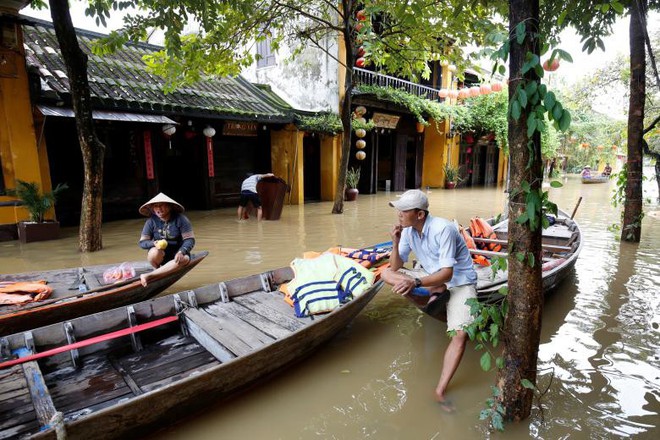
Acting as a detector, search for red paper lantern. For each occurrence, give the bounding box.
[357,46,365,57]
[438,88,449,99]
[469,86,481,97]
[543,58,560,71]
[448,89,459,99]
[491,82,503,92]
[480,84,492,95]
[356,10,367,21]
[457,89,469,99]
[356,57,366,67]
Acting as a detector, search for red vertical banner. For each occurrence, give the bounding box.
[143,131,154,180]
[206,136,215,177]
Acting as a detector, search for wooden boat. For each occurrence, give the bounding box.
[581,175,610,184]
[0,252,208,336]
[0,260,383,439]
[407,209,583,320]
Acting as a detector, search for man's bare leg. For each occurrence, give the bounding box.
[435,329,467,411]
[257,207,263,221]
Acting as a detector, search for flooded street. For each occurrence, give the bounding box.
[1,172,658,439]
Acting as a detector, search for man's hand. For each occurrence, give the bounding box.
[392,276,416,296]
[174,251,186,264]
[390,224,402,242]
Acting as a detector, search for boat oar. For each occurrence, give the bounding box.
[0,315,179,369]
[570,196,583,219]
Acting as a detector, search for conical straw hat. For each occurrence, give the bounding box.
[139,193,185,216]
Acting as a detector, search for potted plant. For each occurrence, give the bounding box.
[345,167,360,201]
[443,164,461,189]
[7,180,68,243]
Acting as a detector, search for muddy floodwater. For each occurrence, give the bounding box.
[1,172,658,439]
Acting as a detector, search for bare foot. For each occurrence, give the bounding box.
[140,274,149,287]
[437,399,456,414]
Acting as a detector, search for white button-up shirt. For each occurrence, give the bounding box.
[398,215,477,288]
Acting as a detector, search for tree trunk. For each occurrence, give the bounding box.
[497,0,544,422]
[49,0,105,252]
[621,0,646,242]
[332,0,354,214]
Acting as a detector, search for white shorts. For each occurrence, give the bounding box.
[397,268,476,332]
[446,284,477,332]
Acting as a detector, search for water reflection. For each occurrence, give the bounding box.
[1,173,658,439]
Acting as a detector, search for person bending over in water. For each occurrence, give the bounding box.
[380,189,478,412]
[138,193,195,286]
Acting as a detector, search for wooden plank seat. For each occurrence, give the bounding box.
[472,236,573,253]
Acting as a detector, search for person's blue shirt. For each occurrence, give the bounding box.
[398,214,477,288]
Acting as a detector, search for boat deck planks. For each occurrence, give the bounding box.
[233,292,306,332]
[0,264,383,439]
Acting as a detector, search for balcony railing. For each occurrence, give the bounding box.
[352,67,441,101]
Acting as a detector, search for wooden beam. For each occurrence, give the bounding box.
[472,237,572,253]
[19,333,59,428]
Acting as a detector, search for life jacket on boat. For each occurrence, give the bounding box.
[454,220,490,267]
[281,253,375,317]
[470,217,502,252]
[0,280,53,305]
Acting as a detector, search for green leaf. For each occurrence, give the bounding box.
[496,356,504,369]
[556,49,573,63]
[521,378,535,389]
[612,2,624,13]
[527,252,535,267]
[552,101,563,121]
[480,352,492,371]
[518,88,528,108]
[559,110,572,131]
[550,180,563,188]
[557,10,568,26]
[511,100,521,120]
[515,22,525,44]
[544,91,556,113]
[515,251,525,262]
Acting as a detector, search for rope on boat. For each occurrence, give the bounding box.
[0,315,179,369]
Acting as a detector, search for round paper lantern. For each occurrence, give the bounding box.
[355,106,367,116]
[356,139,366,149]
[356,151,366,160]
[356,57,366,67]
[356,46,365,57]
[469,86,481,97]
[543,58,560,71]
[448,89,459,99]
[438,88,449,99]
[457,89,469,99]
[356,117,366,124]
[480,84,492,95]
[355,128,366,138]
[491,82,503,92]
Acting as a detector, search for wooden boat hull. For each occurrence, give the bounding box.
[581,176,609,184]
[0,264,382,439]
[0,252,208,335]
[408,209,582,321]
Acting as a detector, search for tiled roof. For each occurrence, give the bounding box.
[21,17,294,123]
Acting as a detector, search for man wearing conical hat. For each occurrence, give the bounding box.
[138,193,195,286]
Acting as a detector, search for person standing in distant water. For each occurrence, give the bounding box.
[138,193,195,286]
[603,163,612,176]
[238,173,274,221]
[381,189,478,412]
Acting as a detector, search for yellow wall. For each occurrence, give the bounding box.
[320,134,340,201]
[421,118,449,188]
[0,7,53,225]
[270,124,304,205]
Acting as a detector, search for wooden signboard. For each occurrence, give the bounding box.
[222,121,258,136]
[372,113,400,129]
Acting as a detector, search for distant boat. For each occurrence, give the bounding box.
[581,175,610,184]
[0,256,383,439]
[0,252,208,335]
